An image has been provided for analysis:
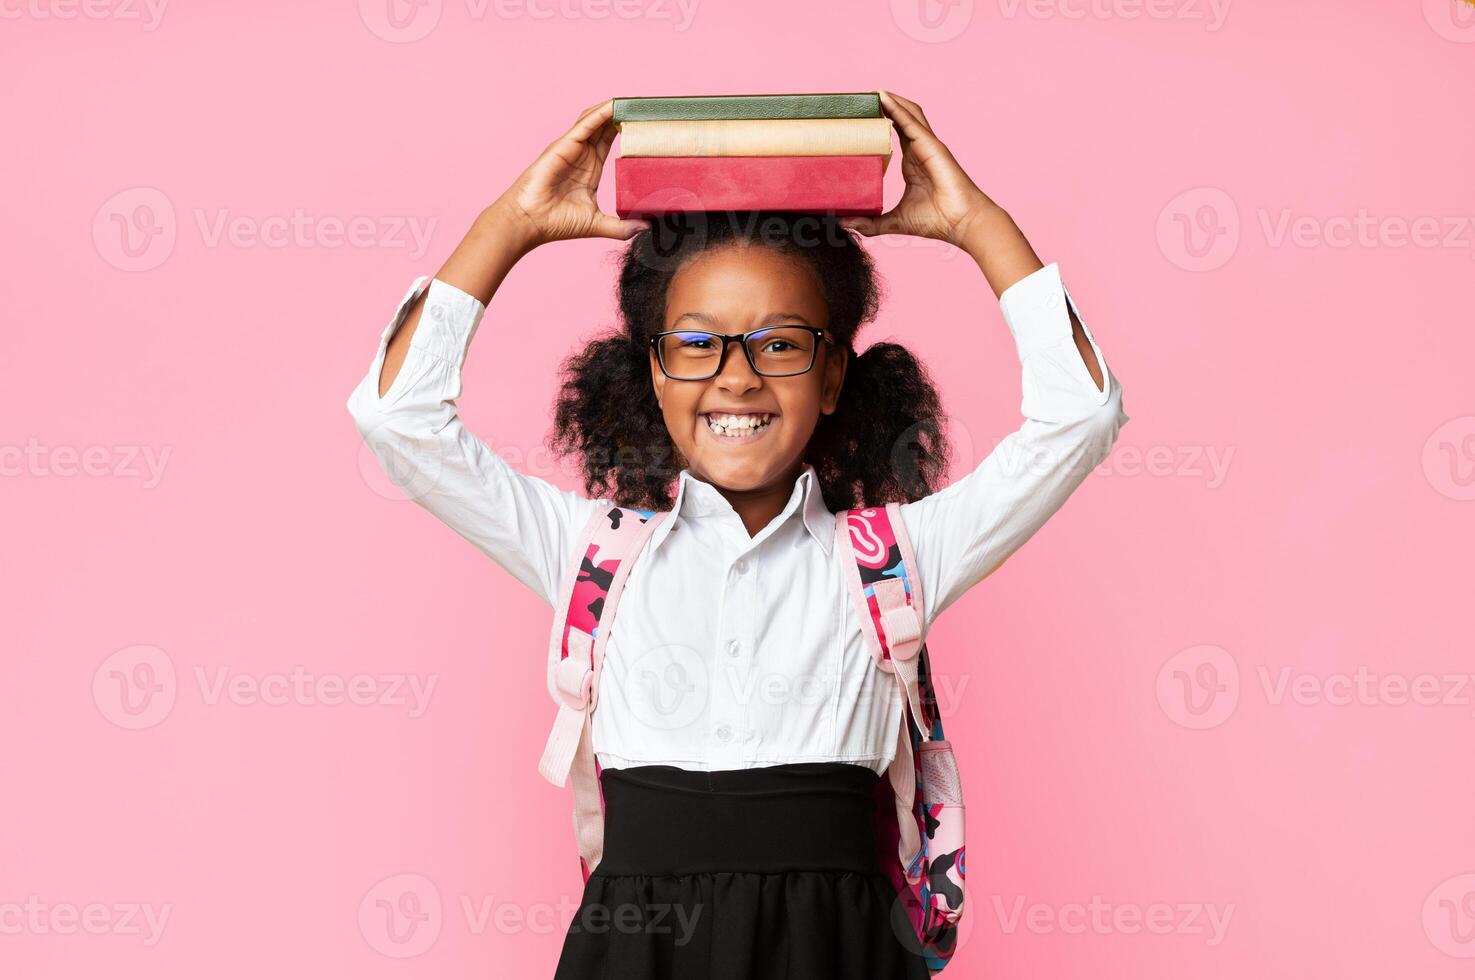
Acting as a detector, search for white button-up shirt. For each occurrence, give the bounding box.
[348,262,1128,774]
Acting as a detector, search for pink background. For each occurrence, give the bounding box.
[5,1,1475,977]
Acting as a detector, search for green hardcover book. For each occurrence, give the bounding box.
[612,92,881,124]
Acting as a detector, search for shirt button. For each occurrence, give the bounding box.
[734,558,749,574]
[715,725,732,742]
[727,639,741,657]
[429,304,445,321]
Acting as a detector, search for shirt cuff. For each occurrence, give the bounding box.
[1000,262,1086,361]
[383,276,487,367]
[999,262,1115,412]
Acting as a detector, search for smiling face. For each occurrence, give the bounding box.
[650,243,847,494]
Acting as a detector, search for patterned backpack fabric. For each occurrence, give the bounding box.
[537,501,967,975]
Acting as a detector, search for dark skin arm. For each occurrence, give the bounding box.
[378,99,644,398]
[841,90,1104,391]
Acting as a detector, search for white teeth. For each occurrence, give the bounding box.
[705,413,773,437]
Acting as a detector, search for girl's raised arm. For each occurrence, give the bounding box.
[346,100,646,607]
[842,90,1128,627]
[896,259,1127,626]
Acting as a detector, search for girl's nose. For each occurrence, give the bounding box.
[712,340,763,389]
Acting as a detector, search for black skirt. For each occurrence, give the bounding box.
[553,761,933,980]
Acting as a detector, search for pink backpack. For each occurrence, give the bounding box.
[536,502,967,974]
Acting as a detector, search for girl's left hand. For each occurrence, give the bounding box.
[839,90,998,247]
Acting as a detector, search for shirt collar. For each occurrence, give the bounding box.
[647,462,834,556]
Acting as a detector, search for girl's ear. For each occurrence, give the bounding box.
[820,344,848,415]
[650,348,666,407]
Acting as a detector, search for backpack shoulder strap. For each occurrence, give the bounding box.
[539,502,667,782]
[835,502,936,887]
[834,502,930,719]
[537,503,670,877]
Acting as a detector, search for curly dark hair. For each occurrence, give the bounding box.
[549,210,950,512]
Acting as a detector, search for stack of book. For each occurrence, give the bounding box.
[612,92,892,218]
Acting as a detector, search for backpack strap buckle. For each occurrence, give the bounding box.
[877,590,923,663]
[552,638,596,711]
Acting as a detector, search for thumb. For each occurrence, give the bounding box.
[590,212,649,241]
[839,212,901,237]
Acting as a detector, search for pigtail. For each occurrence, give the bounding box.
[809,340,950,511]
[549,333,678,510]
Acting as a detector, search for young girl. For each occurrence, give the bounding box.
[348,91,1127,979]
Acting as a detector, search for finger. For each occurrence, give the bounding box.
[564,99,615,144]
[878,92,952,168]
[589,210,649,241]
[838,211,904,238]
[593,120,618,167]
[880,90,935,135]
[878,90,937,143]
[876,90,914,154]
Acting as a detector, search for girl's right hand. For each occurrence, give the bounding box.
[492,99,649,250]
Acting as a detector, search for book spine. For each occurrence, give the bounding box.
[613,93,881,122]
[614,156,885,217]
[619,119,893,160]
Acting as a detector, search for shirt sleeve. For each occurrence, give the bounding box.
[897,262,1129,629]
[346,275,609,608]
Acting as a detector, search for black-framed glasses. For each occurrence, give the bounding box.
[649,325,837,381]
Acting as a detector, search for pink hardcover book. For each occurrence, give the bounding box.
[615,155,885,217]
